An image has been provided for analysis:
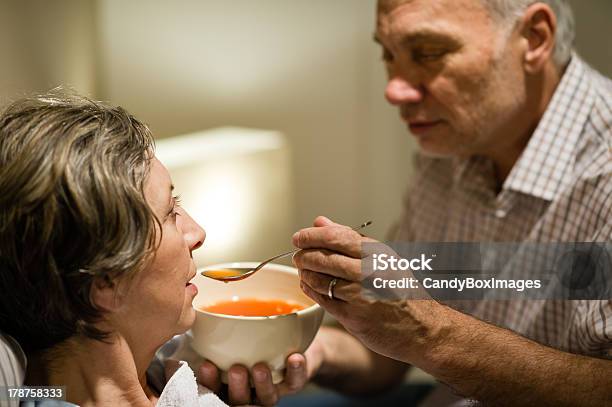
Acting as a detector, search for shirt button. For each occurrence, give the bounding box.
[495,209,507,218]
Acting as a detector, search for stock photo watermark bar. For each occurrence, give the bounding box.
[361,242,612,300]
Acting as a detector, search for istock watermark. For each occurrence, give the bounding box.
[372,253,434,271]
[361,242,612,300]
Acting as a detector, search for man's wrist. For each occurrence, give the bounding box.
[414,304,502,398]
[406,301,464,371]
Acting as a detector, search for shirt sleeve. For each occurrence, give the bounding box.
[584,221,612,357]
[571,300,612,358]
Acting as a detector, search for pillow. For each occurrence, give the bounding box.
[0,334,26,407]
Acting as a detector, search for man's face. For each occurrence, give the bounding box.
[376,0,527,157]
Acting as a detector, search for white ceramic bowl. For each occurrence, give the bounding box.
[191,262,324,384]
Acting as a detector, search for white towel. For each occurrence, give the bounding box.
[156,360,228,407]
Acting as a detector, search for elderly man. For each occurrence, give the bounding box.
[200,0,611,405]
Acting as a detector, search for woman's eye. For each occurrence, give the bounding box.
[171,195,182,219]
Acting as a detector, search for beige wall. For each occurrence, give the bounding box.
[570,0,612,77]
[0,0,610,243]
[0,0,97,104]
[93,0,410,240]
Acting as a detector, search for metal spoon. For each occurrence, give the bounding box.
[201,220,372,282]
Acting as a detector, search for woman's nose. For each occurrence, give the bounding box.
[385,75,424,106]
[182,211,205,251]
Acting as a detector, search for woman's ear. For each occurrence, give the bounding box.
[519,3,557,74]
[90,275,122,312]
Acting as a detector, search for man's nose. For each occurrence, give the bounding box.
[183,212,206,252]
[385,76,424,106]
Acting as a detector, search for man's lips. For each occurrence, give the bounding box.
[405,120,443,135]
[402,115,441,125]
[408,120,440,125]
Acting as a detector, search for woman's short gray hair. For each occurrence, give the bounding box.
[0,90,157,351]
[482,0,575,67]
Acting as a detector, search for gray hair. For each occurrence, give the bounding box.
[482,0,575,67]
[0,90,157,351]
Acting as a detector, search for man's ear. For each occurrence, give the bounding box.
[90,275,122,312]
[519,3,557,74]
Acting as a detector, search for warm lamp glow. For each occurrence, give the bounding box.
[191,170,243,252]
[155,127,293,267]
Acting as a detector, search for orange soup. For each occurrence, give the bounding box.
[202,269,244,279]
[201,298,306,317]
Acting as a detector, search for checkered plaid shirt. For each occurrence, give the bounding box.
[390,54,612,358]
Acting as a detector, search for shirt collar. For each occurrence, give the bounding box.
[502,54,596,201]
[453,154,497,194]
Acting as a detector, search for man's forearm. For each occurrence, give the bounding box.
[314,325,409,396]
[420,303,612,406]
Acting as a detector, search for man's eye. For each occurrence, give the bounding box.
[413,49,448,62]
[381,48,394,63]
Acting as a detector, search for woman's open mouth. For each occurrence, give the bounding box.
[186,282,198,295]
[186,270,198,295]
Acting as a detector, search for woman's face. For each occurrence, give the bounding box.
[114,157,205,344]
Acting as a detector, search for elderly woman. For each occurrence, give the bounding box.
[0,93,214,406]
[0,93,314,407]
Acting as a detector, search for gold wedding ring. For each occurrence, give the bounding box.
[328,278,338,300]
